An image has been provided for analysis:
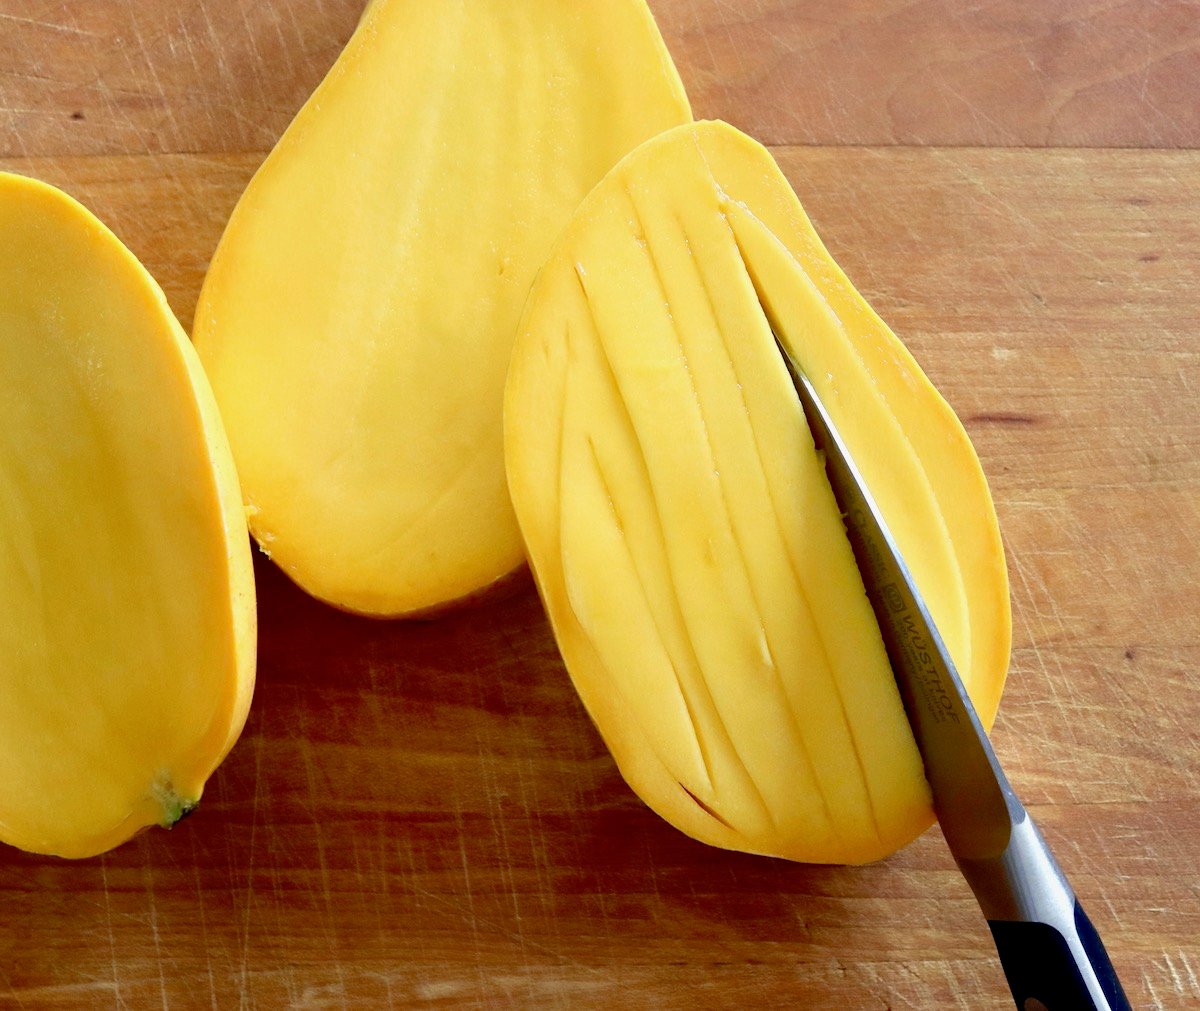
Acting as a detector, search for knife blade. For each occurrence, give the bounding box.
[771,329,1130,1011]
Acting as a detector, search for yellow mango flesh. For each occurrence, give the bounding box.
[194,0,692,616]
[0,173,256,858]
[504,122,1011,863]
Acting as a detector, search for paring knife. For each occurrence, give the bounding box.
[773,332,1130,1011]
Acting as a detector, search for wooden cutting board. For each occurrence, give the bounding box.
[2,3,1198,1007]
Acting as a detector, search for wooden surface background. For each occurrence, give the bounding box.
[2,1,1199,1007]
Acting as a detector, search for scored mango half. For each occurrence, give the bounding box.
[504,122,1011,863]
[0,173,256,858]
[194,0,692,617]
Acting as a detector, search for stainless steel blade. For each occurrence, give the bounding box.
[768,328,1129,1010]
[770,332,1022,862]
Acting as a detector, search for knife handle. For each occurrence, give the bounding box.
[959,813,1130,1011]
[988,901,1131,1011]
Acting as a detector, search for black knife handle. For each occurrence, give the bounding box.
[988,901,1131,1011]
[957,813,1130,1011]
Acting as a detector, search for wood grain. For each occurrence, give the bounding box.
[2,0,1199,1007]
[1,143,1197,1009]
[2,1,1199,156]
[659,0,1200,148]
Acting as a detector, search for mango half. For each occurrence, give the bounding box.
[504,122,1011,863]
[194,0,692,616]
[0,174,256,857]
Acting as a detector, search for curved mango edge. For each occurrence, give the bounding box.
[193,0,692,620]
[505,121,1011,865]
[0,172,256,859]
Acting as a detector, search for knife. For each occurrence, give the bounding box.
[773,332,1131,1011]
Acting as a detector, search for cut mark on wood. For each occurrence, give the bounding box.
[968,412,1042,427]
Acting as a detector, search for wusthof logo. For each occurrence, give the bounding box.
[883,582,905,614]
[899,611,960,725]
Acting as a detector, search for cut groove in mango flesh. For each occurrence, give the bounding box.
[194,0,692,617]
[504,122,1011,864]
[0,173,256,858]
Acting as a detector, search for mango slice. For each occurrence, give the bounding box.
[194,0,692,616]
[504,122,1011,864]
[0,173,256,858]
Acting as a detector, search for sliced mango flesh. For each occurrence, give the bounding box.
[0,173,256,858]
[504,122,1011,864]
[194,0,692,617]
